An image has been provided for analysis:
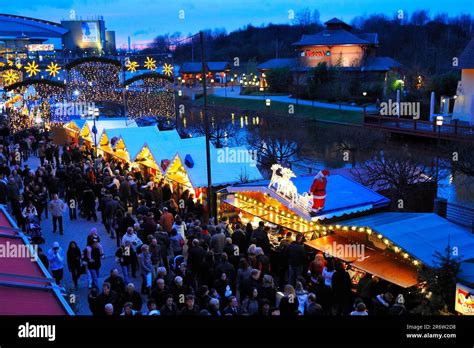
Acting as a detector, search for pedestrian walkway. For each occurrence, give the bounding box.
[24,155,142,315]
[211,86,377,112]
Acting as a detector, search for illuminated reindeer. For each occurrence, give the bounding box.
[269,164,314,212]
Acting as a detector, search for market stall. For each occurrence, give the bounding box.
[64,118,137,146]
[220,164,390,237]
[304,212,474,288]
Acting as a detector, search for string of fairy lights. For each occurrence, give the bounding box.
[233,193,422,268]
[1,55,177,131]
[125,77,175,118]
[0,56,173,87]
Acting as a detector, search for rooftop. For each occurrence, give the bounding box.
[228,174,390,221]
[459,38,474,69]
[0,13,69,38]
[293,18,378,47]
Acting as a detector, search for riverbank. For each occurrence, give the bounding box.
[193,95,364,125]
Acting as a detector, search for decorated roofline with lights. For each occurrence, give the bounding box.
[217,164,428,288]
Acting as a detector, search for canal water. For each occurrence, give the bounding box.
[178,111,474,209]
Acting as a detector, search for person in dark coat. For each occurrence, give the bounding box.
[0,174,8,204]
[279,284,299,316]
[120,283,143,311]
[312,275,333,314]
[104,268,126,297]
[187,239,206,282]
[331,262,353,315]
[286,234,306,287]
[160,294,178,315]
[88,287,101,316]
[96,282,119,315]
[178,295,200,315]
[66,241,82,288]
[82,186,97,221]
[251,222,271,254]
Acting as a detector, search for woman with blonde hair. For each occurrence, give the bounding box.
[279,284,299,316]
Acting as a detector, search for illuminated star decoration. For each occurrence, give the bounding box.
[46,62,61,77]
[127,61,139,72]
[162,63,174,77]
[144,57,157,71]
[3,69,19,85]
[7,60,13,67]
[25,61,40,77]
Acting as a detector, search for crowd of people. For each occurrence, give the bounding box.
[0,129,428,317]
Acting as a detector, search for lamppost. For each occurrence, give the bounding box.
[230,78,234,92]
[435,115,443,197]
[265,98,271,113]
[91,107,99,157]
[200,31,213,220]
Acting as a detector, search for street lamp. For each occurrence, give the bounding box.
[265,98,271,113]
[435,115,444,197]
[91,107,99,157]
[363,91,367,96]
[178,90,183,97]
[230,77,234,91]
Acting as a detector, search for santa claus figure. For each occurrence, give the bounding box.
[310,169,330,212]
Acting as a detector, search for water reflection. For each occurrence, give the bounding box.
[178,111,474,207]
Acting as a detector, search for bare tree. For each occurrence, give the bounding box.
[448,141,474,177]
[351,145,446,209]
[330,126,387,167]
[246,117,305,169]
[192,106,238,148]
[292,8,321,26]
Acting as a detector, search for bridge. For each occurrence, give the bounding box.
[363,112,474,142]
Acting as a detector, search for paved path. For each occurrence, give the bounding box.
[210,86,377,112]
[24,155,143,315]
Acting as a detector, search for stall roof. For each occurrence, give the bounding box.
[305,235,419,288]
[341,212,474,268]
[70,118,137,138]
[227,174,390,221]
[169,142,263,187]
[0,205,74,315]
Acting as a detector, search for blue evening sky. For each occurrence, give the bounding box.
[2,0,469,48]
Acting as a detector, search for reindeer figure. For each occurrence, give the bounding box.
[269,164,283,190]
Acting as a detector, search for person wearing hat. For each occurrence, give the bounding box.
[310,169,330,214]
[47,242,65,285]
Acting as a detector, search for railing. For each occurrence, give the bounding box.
[446,202,474,232]
[363,113,474,140]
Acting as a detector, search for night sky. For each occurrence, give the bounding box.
[2,0,469,48]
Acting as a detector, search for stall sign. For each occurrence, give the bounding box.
[455,283,474,315]
[301,50,331,57]
[27,44,54,52]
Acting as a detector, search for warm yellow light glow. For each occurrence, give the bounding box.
[144,57,157,71]
[162,63,174,76]
[46,62,61,77]
[25,61,40,77]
